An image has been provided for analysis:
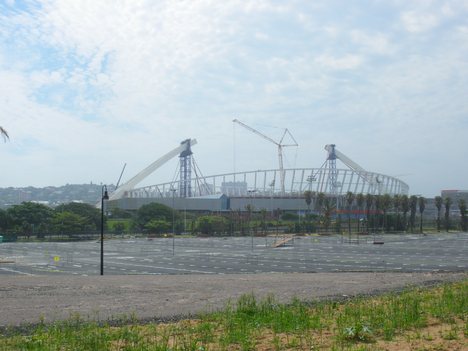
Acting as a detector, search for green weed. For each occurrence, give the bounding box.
[0,280,466,350]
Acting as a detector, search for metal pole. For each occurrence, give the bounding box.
[171,188,176,256]
[248,190,256,251]
[100,193,104,276]
[100,185,109,276]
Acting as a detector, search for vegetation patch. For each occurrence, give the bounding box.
[0,281,466,350]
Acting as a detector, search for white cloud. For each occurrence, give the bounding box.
[314,54,363,70]
[322,25,340,39]
[350,30,394,55]
[254,32,270,41]
[29,69,64,88]
[1,0,468,196]
[400,11,439,33]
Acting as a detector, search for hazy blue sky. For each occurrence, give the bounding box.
[1,0,467,197]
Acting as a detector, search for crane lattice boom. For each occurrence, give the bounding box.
[233,119,298,194]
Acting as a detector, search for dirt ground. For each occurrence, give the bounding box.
[0,272,466,328]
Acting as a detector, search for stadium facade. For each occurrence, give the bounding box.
[107,139,409,212]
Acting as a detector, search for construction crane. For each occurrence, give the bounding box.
[233,119,298,194]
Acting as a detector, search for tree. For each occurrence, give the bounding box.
[7,202,54,235]
[51,211,87,236]
[356,193,365,233]
[55,202,101,231]
[304,191,312,234]
[197,215,227,236]
[316,192,325,215]
[401,195,409,231]
[381,194,392,232]
[144,219,170,235]
[245,204,254,235]
[345,191,355,237]
[435,196,443,232]
[393,195,401,231]
[135,202,176,231]
[304,191,312,210]
[365,194,373,232]
[444,197,452,232]
[109,207,133,219]
[322,197,334,233]
[374,195,382,231]
[0,209,9,231]
[1,126,9,142]
[260,208,268,235]
[409,195,418,233]
[458,199,466,232]
[112,222,126,235]
[418,197,426,234]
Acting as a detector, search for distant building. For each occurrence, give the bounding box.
[221,182,248,196]
[441,190,468,204]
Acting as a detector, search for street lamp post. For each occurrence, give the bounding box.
[100,185,109,276]
[306,175,315,235]
[170,187,177,256]
[248,190,256,251]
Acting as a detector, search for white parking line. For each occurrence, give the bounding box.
[0,267,35,275]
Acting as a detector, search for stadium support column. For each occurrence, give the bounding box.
[327,144,338,195]
[327,144,339,209]
[179,139,193,198]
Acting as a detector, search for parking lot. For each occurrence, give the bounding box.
[1,233,467,276]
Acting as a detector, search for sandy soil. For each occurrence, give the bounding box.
[0,272,466,328]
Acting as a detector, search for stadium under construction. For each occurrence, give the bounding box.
[107,121,409,213]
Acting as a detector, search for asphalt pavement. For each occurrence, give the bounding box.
[1,233,467,276]
[1,272,466,327]
[1,233,467,328]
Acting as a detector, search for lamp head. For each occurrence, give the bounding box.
[102,185,109,200]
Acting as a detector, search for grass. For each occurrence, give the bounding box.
[0,280,466,350]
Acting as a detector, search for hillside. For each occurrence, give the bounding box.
[0,183,116,208]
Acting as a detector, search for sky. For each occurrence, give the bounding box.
[0,0,467,197]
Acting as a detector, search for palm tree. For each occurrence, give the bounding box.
[374,195,382,232]
[356,193,365,233]
[316,192,325,213]
[304,191,312,209]
[435,196,443,232]
[418,197,426,234]
[315,192,326,233]
[322,197,334,233]
[260,208,268,235]
[409,195,418,233]
[393,195,401,231]
[365,194,373,232]
[315,192,325,231]
[401,195,409,232]
[245,204,254,235]
[381,194,392,233]
[458,199,466,232]
[444,197,452,232]
[1,126,9,142]
[304,191,312,234]
[345,191,355,237]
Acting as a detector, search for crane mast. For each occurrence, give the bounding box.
[233,119,298,194]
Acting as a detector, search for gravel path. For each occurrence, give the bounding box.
[1,272,466,327]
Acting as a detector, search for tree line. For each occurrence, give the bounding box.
[0,202,103,240]
[303,191,467,234]
[0,192,466,241]
[0,202,183,241]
